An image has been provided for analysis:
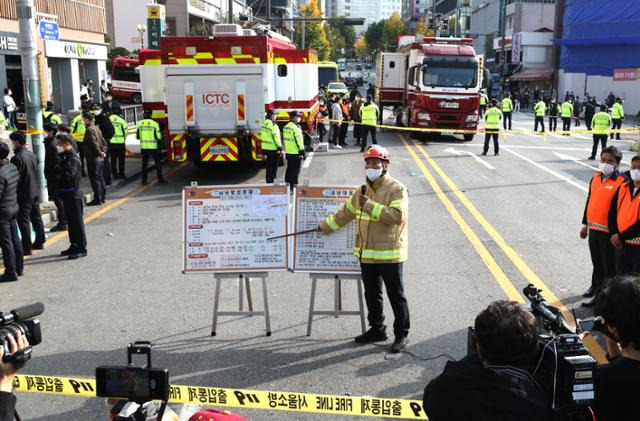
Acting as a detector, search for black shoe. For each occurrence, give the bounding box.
[86,200,102,206]
[118,173,125,179]
[60,247,75,256]
[359,149,365,153]
[157,179,168,185]
[481,152,487,156]
[32,243,44,250]
[581,298,597,308]
[23,250,32,256]
[494,152,499,156]
[583,286,595,298]
[355,328,388,344]
[68,250,87,260]
[0,273,18,282]
[50,224,67,232]
[588,156,596,160]
[390,336,409,354]
[17,270,23,276]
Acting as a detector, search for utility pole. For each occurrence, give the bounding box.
[266,0,271,22]
[16,0,46,202]
[228,0,233,23]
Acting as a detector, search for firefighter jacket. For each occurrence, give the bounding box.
[582,171,626,233]
[320,173,408,264]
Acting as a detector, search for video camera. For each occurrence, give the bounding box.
[0,302,44,369]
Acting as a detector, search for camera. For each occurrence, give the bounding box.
[0,302,44,368]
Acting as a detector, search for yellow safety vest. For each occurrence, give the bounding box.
[282,121,304,154]
[136,118,161,150]
[70,115,86,142]
[501,98,513,112]
[561,102,573,118]
[109,114,129,144]
[43,111,62,126]
[360,103,379,126]
[0,111,6,128]
[485,107,502,130]
[261,119,282,151]
[480,94,488,105]
[611,102,624,119]
[592,111,612,134]
[534,101,546,117]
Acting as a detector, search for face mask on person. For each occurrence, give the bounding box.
[631,169,640,182]
[599,162,615,175]
[56,145,64,153]
[366,168,383,182]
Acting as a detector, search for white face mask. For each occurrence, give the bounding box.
[366,168,383,182]
[56,146,64,153]
[599,162,615,176]
[631,169,640,182]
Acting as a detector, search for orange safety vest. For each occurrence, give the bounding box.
[340,102,350,119]
[586,173,626,233]
[317,105,328,122]
[616,184,640,245]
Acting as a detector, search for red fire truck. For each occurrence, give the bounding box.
[376,36,488,141]
[138,24,319,164]
[110,56,142,103]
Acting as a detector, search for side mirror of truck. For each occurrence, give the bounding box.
[408,65,421,90]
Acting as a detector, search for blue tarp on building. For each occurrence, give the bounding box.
[556,0,640,76]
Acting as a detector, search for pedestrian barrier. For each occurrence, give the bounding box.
[13,373,428,419]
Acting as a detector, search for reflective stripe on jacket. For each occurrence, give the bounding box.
[611,103,624,119]
[360,103,379,126]
[261,119,282,151]
[109,114,128,144]
[586,173,625,233]
[283,121,304,154]
[592,112,611,134]
[136,119,161,150]
[617,183,640,246]
[484,107,502,130]
[70,115,86,142]
[320,174,408,264]
[561,102,573,118]
[534,101,546,117]
[501,98,513,112]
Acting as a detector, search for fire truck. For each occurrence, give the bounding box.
[376,36,489,141]
[110,56,142,103]
[138,24,319,164]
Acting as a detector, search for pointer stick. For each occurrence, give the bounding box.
[267,228,318,241]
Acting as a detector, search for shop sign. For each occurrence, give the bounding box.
[38,20,59,41]
[45,40,108,60]
[613,68,640,81]
[0,32,18,53]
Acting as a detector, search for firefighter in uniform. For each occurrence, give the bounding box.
[533,99,546,132]
[610,97,624,140]
[136,109,167,185]
[108,105,128,178]
[70,112,87,175]
[479,91,488,119]
[610,155,640,274]
[261,110,283,183]
[43,101,62,126]
[579,146,626,306]
[482,100,502,156]
[561,97,573,135]
[501,95,513,130]
[318,145,409,353]
[589,105,612,160]
[359,95,379,152]
[283,111,305,192]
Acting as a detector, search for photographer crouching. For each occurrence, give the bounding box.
[0,331,29,421]
[423,301,551,421]
[593,275,640,421]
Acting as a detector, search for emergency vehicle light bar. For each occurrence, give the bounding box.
[421,37,474,45]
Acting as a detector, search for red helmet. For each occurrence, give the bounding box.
[189,409,249,421]
[363,145,390,163]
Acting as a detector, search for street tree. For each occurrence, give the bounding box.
[365,20,385,53]
[295,0,331,60]
[326,26,346,61]
[382,11,406,51]
[331,17,357,57]
[354,35,368,60]
[414,17,428,35]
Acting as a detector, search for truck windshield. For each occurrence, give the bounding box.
[422,58,477,88]
[319,67,339,86]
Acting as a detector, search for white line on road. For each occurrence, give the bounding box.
[436,143,592,152]
[553,151,599,171]
[502,146,588,192]
[302,151,314,168]
[445,147,495,169]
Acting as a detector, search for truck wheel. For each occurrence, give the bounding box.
[132,93,142,104]
[463,134,475,142]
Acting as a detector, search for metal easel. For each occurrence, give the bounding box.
[306,273,366,336]
[211,272,271,336]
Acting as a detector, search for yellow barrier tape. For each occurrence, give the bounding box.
[13,374,427,419]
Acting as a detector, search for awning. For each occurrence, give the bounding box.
[508,68,554,81]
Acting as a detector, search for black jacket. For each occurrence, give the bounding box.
[94,112,115,143]
[44,135,60,183]
[10,147,40,204]
[0,159,19,219]
[0,392,16,421]
[423,355,551,421]
[55,149,83,200]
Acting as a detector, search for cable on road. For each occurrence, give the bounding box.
[372,343,457,362]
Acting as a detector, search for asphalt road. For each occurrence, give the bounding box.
[2,111,638,419]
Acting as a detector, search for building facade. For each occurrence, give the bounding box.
[327,0,401,32]
[0,0,109,115]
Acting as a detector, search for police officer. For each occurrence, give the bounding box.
[501,94,513,130]
[482,100,502,156]
[283,111,305,193]
[610,155,640,274]
[136,109,167,185]
[589,105,612,160]
[479,90,488,119]
[610,97,624,140]
[359,95,379,152]
[70,111,87,176]
[533,98,546,132]
[548,100,559,132]
[54,133,87,260]
[318,146,410,353]
[43,101,62,126]
[580,146,625,306]
[261,110,283,183]
[561,97,573,135]
[108,105,128,178]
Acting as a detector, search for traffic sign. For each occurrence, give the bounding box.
[38,20,59,41]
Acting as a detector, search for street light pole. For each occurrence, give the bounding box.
[137,24,146,49]
[499,0,506,97]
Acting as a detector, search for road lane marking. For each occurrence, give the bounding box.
[502,147,589,192]
[406,136,606,362]
[553,151,599,171]
[444,147,495,170]
[303,151,314,168]
[434,143,595,152]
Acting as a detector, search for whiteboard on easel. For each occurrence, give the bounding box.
[182,184,289,273]
[291,185,360,274]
